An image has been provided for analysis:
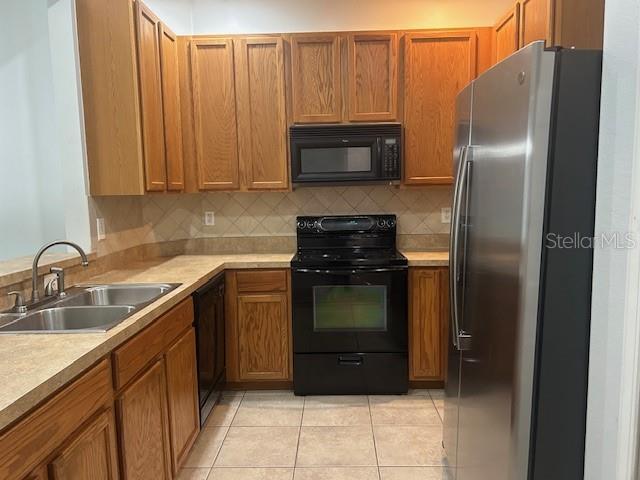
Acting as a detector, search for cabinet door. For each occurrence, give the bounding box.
[237,293,290,381]
[165,328,200,474]
[494,4,520,63]
[290,34,342,123]
[135,1,167,191]
[519,0,553,47]
[235,36,289,190]
[117,359,172,480]
[409,268,443,380]
[347,33,398,122]
[404,31,476,185]
[191,38,239,190]
[159,23,184,191]
[49,409,119,480]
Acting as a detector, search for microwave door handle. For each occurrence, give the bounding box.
[449,146,469,350]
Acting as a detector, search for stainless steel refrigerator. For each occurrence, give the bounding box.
[444,41,602,480]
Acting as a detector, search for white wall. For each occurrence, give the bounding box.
[0,0,91,261]
[585,0,640,477]
[144,0,193,34]
[186,0,512,35]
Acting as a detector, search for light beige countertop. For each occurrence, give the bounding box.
[0,251,447,431]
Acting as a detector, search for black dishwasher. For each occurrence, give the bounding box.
[192,273,225,426]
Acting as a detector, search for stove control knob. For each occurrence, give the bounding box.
[306,221,315,229]
[388,219,396,228]
[297,220,306,230]
[377,219,385,229]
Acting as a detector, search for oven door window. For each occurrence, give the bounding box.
[313,285,387,332]
[300,146,372,174]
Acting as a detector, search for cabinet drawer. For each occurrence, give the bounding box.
[0,360,113,480]
[113,297,194,390]
[236,270,287,293]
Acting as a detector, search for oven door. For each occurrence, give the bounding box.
[292,266,407,353]
[291,136,382,183]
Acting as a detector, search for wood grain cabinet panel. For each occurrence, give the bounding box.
[403,31,476,185]
[117,359,172,480]
[135,1,167,192]
[519,0,552,47]
[159,23,184,191]
[76,0,145,195]
[190,38,239,190]
[235,37,289,190]
[237,293,290,381]
[409,268,445,381]
[290,34,342,123]
[347,33,398,122]
[165,328,199,474]
[494,5,520,62]
[49,409,119,480]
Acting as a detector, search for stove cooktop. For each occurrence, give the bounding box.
[291,248,408,268]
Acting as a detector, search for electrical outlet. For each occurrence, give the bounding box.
[204,211,215,226]
[441,207,452,224]
[96,218,106,240]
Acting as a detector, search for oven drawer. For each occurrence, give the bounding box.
[293,352,408,395]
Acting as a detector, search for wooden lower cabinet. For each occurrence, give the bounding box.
[50,409,119,480]
[409,267,449,382]
[226,269,292,383]
[165,329,200,474]
[117,359,172,480]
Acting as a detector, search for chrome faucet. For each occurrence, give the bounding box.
[31,241,89,302]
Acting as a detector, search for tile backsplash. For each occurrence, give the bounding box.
[141,185,452,242]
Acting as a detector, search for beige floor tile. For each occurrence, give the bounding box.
[215,426,300,467]
[408,389,430,396]
[206,395,243,427]
[379,466,453,480]
[374,425,445,466]
[302,396,371,426]
[244,390,295,398]
[293,467,379,480]
[296,426,377,467]
[208,467,294,480]
[429,390,445,418]
[369,395,441,425]
[222,390,245,399]
[184,427,229,468]
[177,468,211,480]
[232,395,304,427]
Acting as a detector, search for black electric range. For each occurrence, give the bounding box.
[291,214,408,395]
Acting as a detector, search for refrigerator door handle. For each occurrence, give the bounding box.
[449,146,469,349]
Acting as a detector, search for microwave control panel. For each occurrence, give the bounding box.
[382,138,401,179]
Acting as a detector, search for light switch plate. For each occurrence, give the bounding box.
[204,211,215,226]
[96,218,106,240]
[441,207,452,224]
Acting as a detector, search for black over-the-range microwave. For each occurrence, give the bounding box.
[289,123,402,185]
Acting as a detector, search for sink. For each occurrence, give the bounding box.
[57,284,175,307]
[0,283,180,334]
[0,306,136,333]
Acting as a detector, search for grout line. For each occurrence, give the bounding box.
[427,390,444,424]
[367,395,382,477]
[293,396,305,469]
[210,391,245,467]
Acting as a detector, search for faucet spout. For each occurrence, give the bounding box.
[31,241,89,303]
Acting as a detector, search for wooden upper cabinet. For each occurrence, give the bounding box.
[49,409,119,480]
[117,359,172,480]
[409,268,446,381]
[135,1,167,192]
[519,0,552,47]
[159,23,184,191]
[76,0,145,195]
[234,37,289,190]
[290,34,342,123]
[347,33,398,122]
[237,293,290,381]
[165,328,199,474]
[494,4,520,63]
[403,31,477,185]
[190,38,239,190]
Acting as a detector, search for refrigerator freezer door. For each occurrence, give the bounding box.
[456,42,555,480]
[443,82,473,475]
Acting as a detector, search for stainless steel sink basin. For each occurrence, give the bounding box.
[0,283,180,334]
[0,306,136,333]
[57,284,175,307]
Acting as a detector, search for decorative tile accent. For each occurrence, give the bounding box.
[142,186,452,243]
